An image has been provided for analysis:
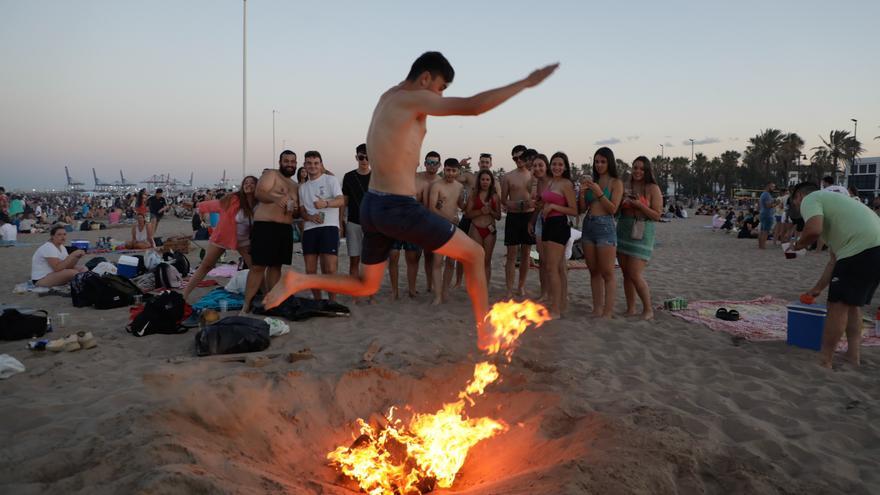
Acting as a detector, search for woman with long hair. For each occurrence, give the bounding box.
[134,188,148,216]
[183,176,258,302]
[464,169,501,284]
[527,154,551,301]
[578,147,624,318]
[541,152,577,318]
[617,156,664,319]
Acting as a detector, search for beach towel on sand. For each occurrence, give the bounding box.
[669,295,880,349]
[192,288,244,311]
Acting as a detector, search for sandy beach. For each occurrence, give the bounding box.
[1,215,878,494]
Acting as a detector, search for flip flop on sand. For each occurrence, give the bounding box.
[715,308,741,321]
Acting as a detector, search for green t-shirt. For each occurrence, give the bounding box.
[800,191,880,260]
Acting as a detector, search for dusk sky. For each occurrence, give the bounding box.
[1,0,878,190]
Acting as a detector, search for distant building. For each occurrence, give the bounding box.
[848,156,880,200]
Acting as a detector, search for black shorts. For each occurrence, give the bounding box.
[302,226,339,255]
[458,217,472,236]
[541,216,571,245]
[505,212,535,246]
[250,221,293,266]
[828,245,880,306]
[359,190,456,265]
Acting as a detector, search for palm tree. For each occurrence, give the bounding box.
[812,130,863,178]
[777,132,804,185]
[745,128,786,183]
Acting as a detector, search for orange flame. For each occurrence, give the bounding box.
[327,300,550,495]
[483,299,551,360]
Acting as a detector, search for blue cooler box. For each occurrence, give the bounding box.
[786,302,826,350]
[117,255,139,279]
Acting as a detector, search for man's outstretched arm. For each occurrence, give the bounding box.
[407,63,559,117]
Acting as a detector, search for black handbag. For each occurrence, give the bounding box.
[0,309,50,341]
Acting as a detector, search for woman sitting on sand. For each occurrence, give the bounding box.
[464,169,501,285]
[541,152,578,318]
[579,147,623,318]
[616,156,663,320]
[31,225,86,287]
[182,176,258,302]
[125,213,155,249]
[528,154,551,301]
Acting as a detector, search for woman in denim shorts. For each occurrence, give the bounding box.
[578,147,624,318]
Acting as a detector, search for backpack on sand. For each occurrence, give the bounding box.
[0,309,50,341]
[92,273,142,310]
[126,291,190,337]
[163,250,191,276]
[154,262,183,289]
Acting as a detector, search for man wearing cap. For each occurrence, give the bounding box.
[789,181,880,368]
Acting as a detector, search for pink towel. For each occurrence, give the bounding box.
[668,295,880,350]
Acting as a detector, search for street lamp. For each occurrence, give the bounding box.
[689,138,695,164]
[242,0,248,181]
[849,118,858,187]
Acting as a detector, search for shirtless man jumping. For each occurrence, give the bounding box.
[264,52,558,348]
[243,150,299,313]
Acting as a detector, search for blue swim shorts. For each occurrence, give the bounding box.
[360,190,455,265]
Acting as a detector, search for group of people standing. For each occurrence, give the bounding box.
[181,138,665,322]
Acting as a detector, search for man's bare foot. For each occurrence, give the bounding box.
[452,280,462,289]
[477,321,494,351]
[408,290,418,298]
[263,271,302,309]
[623,309,639,317]
[819,357,833,369]
[641,309,655,321]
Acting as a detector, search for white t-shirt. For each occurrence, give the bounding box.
[31,242,68,281]
[298,173,343,231]
[0,223,16,241]
[19,218,35,231]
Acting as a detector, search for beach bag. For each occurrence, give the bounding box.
[154,262,183,289]
[0,309,49,341]
[163,250,191,276]
[131,272,157,292]
[194,316,270,356]
[92,274,141,309]
[85,256,108,271]
[127,291,189,337]
[70,271,101,307]
[631,218,646,240]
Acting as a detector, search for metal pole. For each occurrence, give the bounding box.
[849,118,858,188]
[242,0,247,181]
[690,139,694,164]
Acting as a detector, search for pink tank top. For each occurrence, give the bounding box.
[541,190,566,218]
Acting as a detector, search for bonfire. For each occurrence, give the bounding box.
[328,300,551,495]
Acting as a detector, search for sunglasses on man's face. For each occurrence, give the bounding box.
[425,160,440,166]
[357,154,368,161]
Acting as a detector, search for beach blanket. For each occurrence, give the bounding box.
[669,295,880,349]
[12,282,69,297]
[192,288,244,311]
